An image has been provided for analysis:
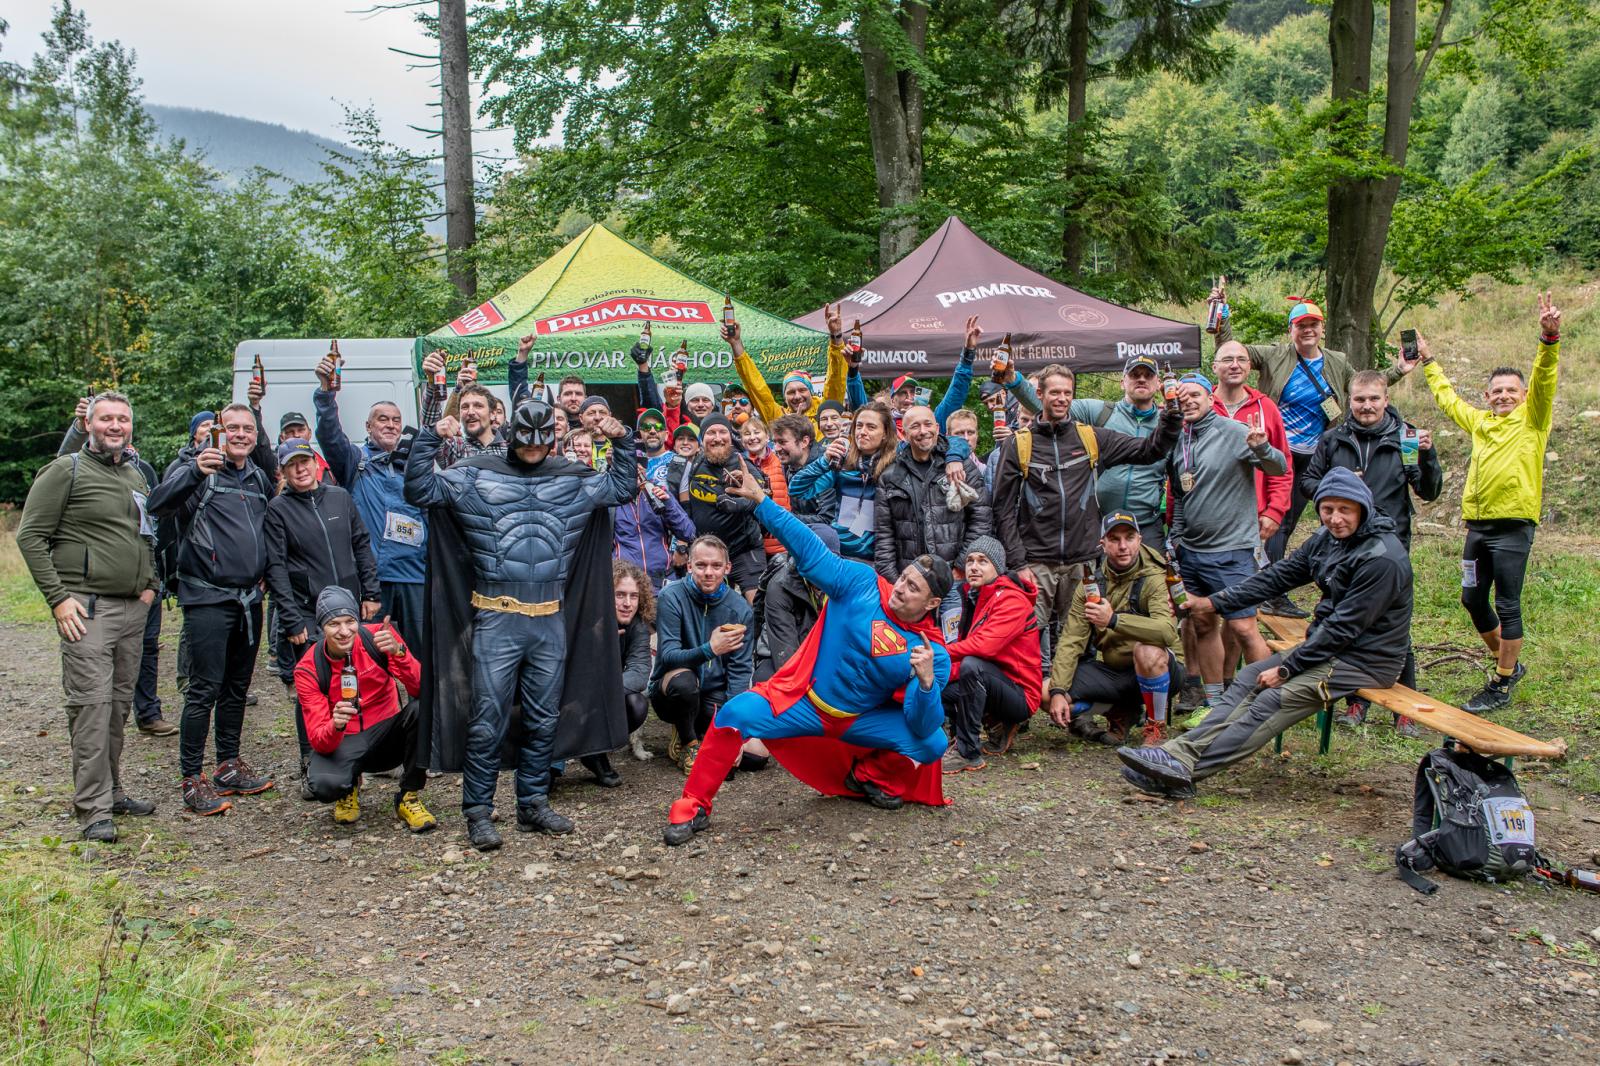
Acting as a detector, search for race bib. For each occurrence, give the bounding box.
[838,494,874,538]
[131,490,154,538]
[383,511,424,546]
[1483,796,1535,847]
[1460,559,1478,588]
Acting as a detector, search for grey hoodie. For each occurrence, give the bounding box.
[1166,410,1286,553]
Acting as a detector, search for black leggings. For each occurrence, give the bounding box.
[624,691,649,733]
[1461,519,1535,641]
[653,672,725,743]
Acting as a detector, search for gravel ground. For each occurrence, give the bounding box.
[2,617,1598,1065]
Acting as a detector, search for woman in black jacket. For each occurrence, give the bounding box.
[613,560,656,764]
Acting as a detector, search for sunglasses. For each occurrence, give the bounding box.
[640,421,665,432]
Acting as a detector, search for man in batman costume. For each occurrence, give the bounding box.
[405,398,637,851]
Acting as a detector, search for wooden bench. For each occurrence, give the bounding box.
[1256,613,1568,764]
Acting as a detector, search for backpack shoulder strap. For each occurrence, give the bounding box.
[1125,574,1149,618]
[357,625,390,674]
[1092,403,1116,429]
[1076,423,1100,467]
[1016,429,1032,471]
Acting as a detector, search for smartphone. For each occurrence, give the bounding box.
[1400,328,1418,363]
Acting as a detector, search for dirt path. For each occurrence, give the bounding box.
[2,617,1598,1064]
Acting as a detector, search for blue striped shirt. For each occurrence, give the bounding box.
[1278,355,1333,452]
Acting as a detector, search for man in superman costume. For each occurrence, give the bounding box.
[663,457,953,847]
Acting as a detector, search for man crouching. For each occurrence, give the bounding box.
[295,587,435,831]
[1117,468,1412,798]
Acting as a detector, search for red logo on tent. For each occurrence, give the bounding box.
[446,300,507,336]
[536,298,714,335]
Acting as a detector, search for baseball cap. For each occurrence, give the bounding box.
[672,423,700,441]
[891,374,919,395]
[978,380,1006,399]
[1287,299,1324,326]
[1180,372,1214,392]
[1122,354,1160,376]
[279,410,309,431]
[1101,511,1139,536]
[277,439,317,465]
[637,408,666,429]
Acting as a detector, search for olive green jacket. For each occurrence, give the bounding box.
[16,447,157,609]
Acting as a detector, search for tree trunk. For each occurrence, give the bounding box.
[1059,0,1092,278]
[439,0,477,300]
[859,2,928,268]
[1324,0,1418,368]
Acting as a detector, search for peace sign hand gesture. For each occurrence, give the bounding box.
[1538,291,1561,336]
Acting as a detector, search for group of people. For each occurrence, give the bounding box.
[16,286,1563,849]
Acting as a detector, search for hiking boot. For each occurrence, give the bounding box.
[245,691,259,707]
[663,798,709,847]
[465,808,502,852]
[82,819,118,843]
[213,757,273,796]
[981,719,1023,756]
[1260,594,1308,619]
[666,731,683,765]
[516,799,574,836]
[1115,745,1194,791]
[137,717,178,737]
[1140,720,1167,747]
[111,793,155,817]
[1463,663,1525,714]
[737,752,770,773]
[579,753,623,788]
[1119,764,1196,801]
[676,738,701,776]
[1336,699,1369,729]
[333,786,360,824]
[1175,676,1207,712]
[942,748,987,775]
[395,791,437,833]
[298,756,315,801]
[1394,715,1424,739]
[181,774,232,816]
[842,768,904,811]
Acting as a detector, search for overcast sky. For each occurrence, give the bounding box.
[3,0,518,159]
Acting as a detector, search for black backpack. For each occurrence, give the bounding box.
[1395,746,1539,894]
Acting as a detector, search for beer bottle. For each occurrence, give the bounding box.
[1205,275,1228,334]
[722,295,735,333]
[339,664,361,730]
[329,339,343,391]
[673,339,689,382]
[1161,363,1180,403]
[1166,559,1189,609]
[432,351,448,394]
[639,321,653,350]
[1084,579,1102,604]
[462,353,477,380]
[991,332,1013,382]
[252,353,265,388]
[209,422,223,450]
[847,319,863,351]
[993,408,1008,431]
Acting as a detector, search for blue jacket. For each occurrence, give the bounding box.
[314,389,426,585]
[650,578,754,698]
[403,428,638,603]
[614,491,695,589]
[1070,397,1168,529]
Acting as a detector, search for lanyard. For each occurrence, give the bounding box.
[1293,354,1332,401]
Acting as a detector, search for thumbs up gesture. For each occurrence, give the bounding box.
[910,633,935,689]
[372,614,402,655]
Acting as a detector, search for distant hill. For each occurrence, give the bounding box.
[147,105,444,234]
[147,105,355,188]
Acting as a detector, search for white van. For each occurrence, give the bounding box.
[231,339,420,446]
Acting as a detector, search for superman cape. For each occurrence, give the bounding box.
[418,456,626,772]
[749,578,949,807]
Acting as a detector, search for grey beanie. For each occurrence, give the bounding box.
[315,586,360,628]
[963,535,1007,574]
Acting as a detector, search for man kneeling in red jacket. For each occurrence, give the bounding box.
[941,536,1042,773]
[294,586,435,832]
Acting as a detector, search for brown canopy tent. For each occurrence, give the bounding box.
[795,216,1201,377]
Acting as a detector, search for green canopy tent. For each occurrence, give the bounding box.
[414,224,828,390]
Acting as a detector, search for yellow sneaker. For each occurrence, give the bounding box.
[395,790,437,833]
[678,738,701,776]
[333,786,360,824]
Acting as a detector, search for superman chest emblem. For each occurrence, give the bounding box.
[869,619,908,657]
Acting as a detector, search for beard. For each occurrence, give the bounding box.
[87,429,125,455]
[704,440,734,465]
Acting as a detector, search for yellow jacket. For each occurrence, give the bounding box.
[1424,339,1559,522]
[734,339,848,431]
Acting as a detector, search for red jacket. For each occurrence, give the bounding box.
[947,572,1042,711]
[1213,387,1292,526]
[294,624,422,755]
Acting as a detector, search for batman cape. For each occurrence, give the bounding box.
[418,454,626,771]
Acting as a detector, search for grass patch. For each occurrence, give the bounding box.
[0,530,51,626]
[0,844,333,1064]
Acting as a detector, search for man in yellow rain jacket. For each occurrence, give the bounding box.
[1396,293,1562,713]
[728,305,849,434]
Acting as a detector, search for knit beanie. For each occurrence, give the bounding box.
[315,586,360,628]
[963,535,1006,574]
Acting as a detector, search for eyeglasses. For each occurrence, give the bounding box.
[727,396,751,407]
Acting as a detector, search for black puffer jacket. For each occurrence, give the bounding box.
[1213,467,1412,686]
[873,438,992,580]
